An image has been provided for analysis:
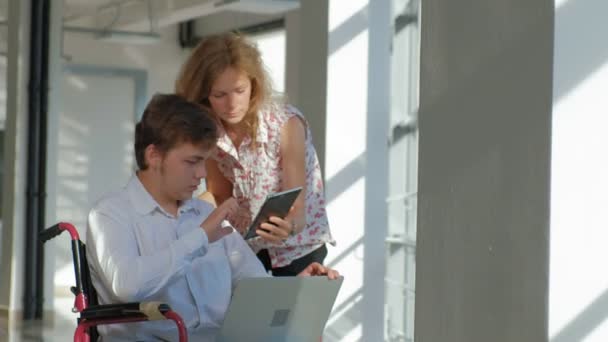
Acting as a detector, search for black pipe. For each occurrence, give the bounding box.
[23,0,50,320]
[237,18,284,36]
[178,20,195,48]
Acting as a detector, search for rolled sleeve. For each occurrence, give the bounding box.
[87,209,211,302]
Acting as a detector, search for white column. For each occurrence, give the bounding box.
[363,0,391,341]
[43,0,65,316]
[0,0,31,319]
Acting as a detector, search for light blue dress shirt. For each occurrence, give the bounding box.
[86,175,268,341]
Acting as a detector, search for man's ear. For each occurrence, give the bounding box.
[144,144,162,170]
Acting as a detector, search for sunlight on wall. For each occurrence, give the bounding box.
[329,0,368,32]
[550,60,608,341]
[66,75,88,91]
[550,0,608,338]
[324,1,370,340]
[555,0,569,10]
[325,30,368,182]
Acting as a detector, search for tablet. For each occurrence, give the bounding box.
[244,187,303,240]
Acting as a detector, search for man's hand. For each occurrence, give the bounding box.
[200,197,238,243]
[297,262,340,280]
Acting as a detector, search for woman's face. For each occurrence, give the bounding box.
[208,67,252,128]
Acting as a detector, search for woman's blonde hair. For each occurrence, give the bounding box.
[175,32,273,145]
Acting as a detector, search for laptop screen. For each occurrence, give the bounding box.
[217,276,343,342]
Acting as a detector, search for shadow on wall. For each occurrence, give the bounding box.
[328,5,369,56]
[324,288,363,342]
[553,0,608,103]
[551,289,608,342]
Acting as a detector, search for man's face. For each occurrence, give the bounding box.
[158,142,209,202]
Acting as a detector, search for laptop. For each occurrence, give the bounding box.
[217,276,343,342]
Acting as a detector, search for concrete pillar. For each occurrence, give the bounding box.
[285,0,328,175]
[414,1,554,341]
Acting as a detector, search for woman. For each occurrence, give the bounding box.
[175,32,335,276]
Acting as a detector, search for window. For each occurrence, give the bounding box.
[385,0,420,340]
[247,28,286,93]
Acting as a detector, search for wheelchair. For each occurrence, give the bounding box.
[40,222,188,342]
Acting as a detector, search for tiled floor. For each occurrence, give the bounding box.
[0,297,77,342]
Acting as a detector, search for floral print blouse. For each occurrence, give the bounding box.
[210,102,335,268]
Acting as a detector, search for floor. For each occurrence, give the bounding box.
[0,297,76,342]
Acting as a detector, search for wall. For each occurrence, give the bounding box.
[63,25,188,98]
[414,1,554,341]
[284,1,384,340]
[47,24,187,294]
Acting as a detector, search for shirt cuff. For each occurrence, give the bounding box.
[179,227,209,260]
[247,238,264,254]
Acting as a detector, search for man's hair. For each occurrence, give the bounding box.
[134,93,218,170]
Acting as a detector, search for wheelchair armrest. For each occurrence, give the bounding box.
[80,301,171,321]
[77,302,188,342]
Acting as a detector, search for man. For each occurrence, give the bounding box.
[86,94,338,341]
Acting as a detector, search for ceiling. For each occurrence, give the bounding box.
[0,0,297,51]
[62,0,298,30]
[0,0,297,26]
[63,0,118,22]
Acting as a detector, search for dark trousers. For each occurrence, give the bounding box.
[257,244,328,276]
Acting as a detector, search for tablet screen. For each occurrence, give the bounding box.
[243,187,303,240]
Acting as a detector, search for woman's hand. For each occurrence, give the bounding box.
[257,215,293,244]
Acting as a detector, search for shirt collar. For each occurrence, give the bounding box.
[215,109,270,157]
[127,175,158,215]
[178,199,198,216]
[215,122,239,160]
[127,174,199,217]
